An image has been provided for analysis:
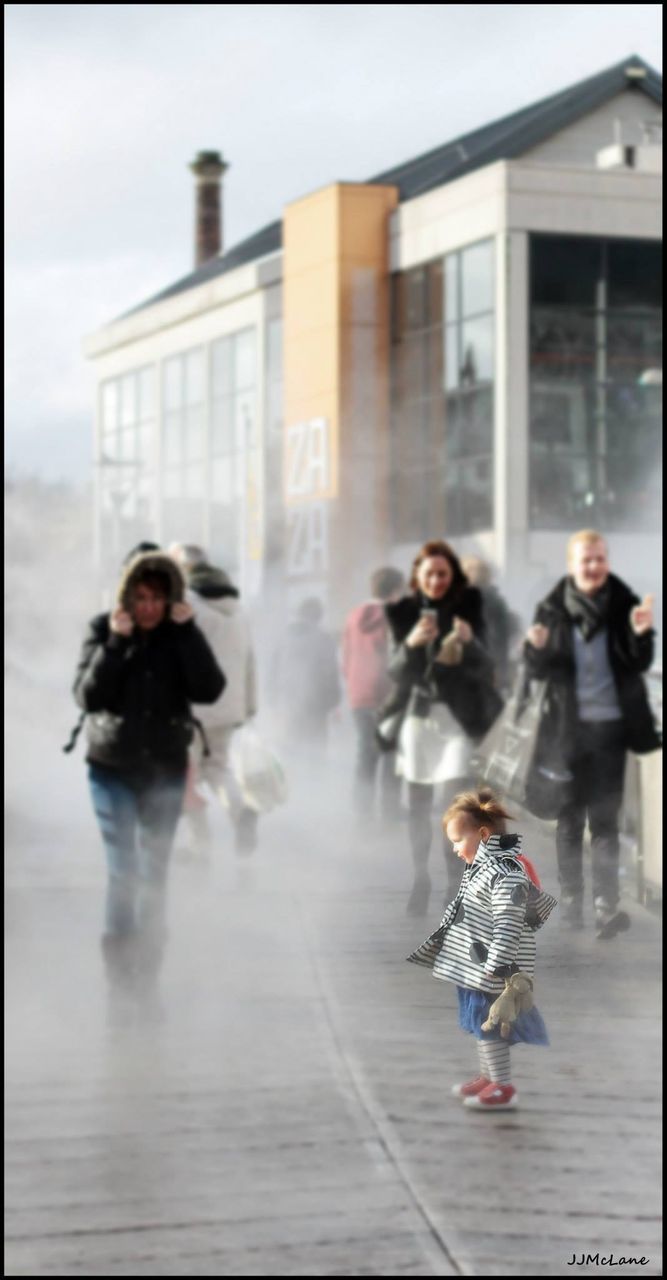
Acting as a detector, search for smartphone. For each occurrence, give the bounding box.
[420,607,438,622]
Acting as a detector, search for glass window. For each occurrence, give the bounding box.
[391,274,407,342]
[211,399,234,456]
[139,368,154,421]
[163,468,181,499]
[212,456,233,503]
[529,233,662,530]
[119,429,136,462]
[608,239,662,310]
[185,349,205,405]
[184,465,204,499]
[136,424,153,467]
[444,326,459,392]
[445,255,459,326]
[267,317,283,381]
[207,329,258,569]
[184,406,205,462]
[101,431,120,462]
[460,387,494,458]
[530,308,596,383]
[136,478,154,522]
[462,241,494,317]
[212,338,233,398]
[163,412,181,467]
[531,235,602,307]
[444,457,493,532]
[390,240,495,540]
[405,268,426,330]
[120,374,136,427]
[426,260,444,326]
[210,501,239,565]
[395,335,425,402]
[235,330,256,390]
[237,393,258,451]
[607,312,661,380]
[102,382,119,432]
[164,358,183,411]
[461,315,494,385]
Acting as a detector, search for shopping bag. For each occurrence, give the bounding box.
[471,664,573,820]
[376,683,432,752]
[230,725,288,813]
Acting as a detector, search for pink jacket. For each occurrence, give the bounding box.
[342,601,393,710]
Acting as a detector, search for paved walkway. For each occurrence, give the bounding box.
[5,757,662,1277]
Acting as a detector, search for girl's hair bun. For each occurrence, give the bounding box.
[443,787,514,833]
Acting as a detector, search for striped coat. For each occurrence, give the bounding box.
[407,834,554,995]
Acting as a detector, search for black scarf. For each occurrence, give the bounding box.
[563,577,611,642]
[417,590,464,637]
[417,590,463,665]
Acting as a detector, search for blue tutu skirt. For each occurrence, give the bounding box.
[456,985,549,1046]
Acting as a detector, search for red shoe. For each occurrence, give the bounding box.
[451,1075,489,1099]
[464,1082,518,1110]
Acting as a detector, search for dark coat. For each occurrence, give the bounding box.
[479,585,520,688]
[271,620,341,726]
[73,552,226,776]
[381,587,503,740]
[524,574,660,757]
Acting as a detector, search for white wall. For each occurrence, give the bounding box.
[389,163,507,271]
[522,91,662,167]
[506,162,661,239]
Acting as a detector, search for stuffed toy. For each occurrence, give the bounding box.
[437,629,464,666]
[481,972,534,1039]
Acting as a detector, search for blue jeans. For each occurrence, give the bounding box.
[88,764,185,946]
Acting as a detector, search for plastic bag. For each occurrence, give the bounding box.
[471,662,573,820]
[230,726,288,813]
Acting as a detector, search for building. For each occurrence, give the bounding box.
[85,55,662,622]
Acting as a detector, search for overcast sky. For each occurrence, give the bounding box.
[5,3,662,485]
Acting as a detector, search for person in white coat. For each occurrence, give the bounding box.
[169,544,258,855]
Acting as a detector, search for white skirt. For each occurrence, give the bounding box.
[396,700,474,785]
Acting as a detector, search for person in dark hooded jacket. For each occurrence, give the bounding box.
[524,530,659,939]
[72,549,225,1018]
[342,566,405,821]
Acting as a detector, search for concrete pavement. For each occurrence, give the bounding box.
[5,766,662,1277]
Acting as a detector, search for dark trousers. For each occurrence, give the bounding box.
[352,708,401,820]
[407,778,469,900]
[555,720,627,910]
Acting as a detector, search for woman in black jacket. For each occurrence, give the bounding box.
[381,540,502,916]
[524,530,659,939]
[73,550,225,1016]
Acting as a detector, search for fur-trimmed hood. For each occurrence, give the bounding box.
[116,552,185,611]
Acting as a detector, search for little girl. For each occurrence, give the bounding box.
[407,788,557,1110]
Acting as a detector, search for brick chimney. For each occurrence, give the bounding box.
[189,150,229,268]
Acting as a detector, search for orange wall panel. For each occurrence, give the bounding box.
[283,182,398,600]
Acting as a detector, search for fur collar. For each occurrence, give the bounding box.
[116,552,185,610]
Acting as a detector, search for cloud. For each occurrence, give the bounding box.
[5,252,174,483]
[5,3,662,482]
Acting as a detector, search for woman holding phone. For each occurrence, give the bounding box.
[381,540,502,916]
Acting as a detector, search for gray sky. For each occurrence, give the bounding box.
[5,3,662,484]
